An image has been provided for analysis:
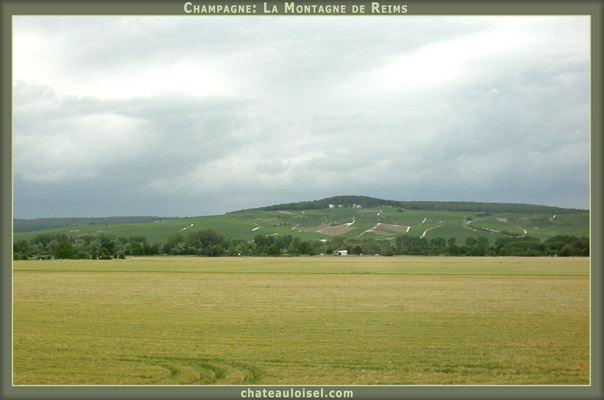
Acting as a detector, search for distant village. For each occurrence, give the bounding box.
[328,204,362,209]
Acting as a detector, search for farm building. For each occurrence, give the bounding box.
[334,250,348,256]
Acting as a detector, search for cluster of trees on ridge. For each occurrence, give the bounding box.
[250,195,588,214]
[13,230,589,260]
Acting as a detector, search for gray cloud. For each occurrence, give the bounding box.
[13,16,590,218]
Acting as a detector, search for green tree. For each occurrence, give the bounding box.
[267,245,281,256]
[430,238,446,249]
[131,242,145,256]
[98,248,112,260]
[558,245,572,257]
[296,241,314,255]
[13,239,29,254]
[54,241,76,259]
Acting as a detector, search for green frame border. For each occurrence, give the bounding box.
[1,1,601,399]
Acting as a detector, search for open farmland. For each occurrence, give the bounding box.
[13,256,589,385]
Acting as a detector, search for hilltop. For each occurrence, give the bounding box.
[248,195,587,214]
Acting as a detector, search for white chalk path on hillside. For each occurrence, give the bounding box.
[252,226,260,231]
[461,225,478,232]
[519,227,527,236]
[421,217,427,224]
[344,217,356,227]
[357,223,380,237]
[358,222,411,237]
[291,223,299,230]
[420,225,442,239]
[178,223,194,232]
[465,215,485,225]
[549,214,557,222]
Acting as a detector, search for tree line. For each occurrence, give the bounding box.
[13,230,589,260]
[252,195,588,214]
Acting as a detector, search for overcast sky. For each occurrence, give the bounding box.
[13,16,589,218]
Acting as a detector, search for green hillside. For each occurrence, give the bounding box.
[14,200,589,245]
[13,216,180,233]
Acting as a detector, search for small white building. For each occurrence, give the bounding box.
[335,250,348,256]
[328,204,335,209]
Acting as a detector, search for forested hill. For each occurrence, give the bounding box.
[250,195,588,214]
[13,216,180,233]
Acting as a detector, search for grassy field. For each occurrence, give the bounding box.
[13,256,590,385]
[13,208,590,244]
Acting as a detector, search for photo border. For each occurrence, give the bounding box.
[1,0,601,399]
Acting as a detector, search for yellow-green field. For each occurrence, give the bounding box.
[13,256,590,385]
